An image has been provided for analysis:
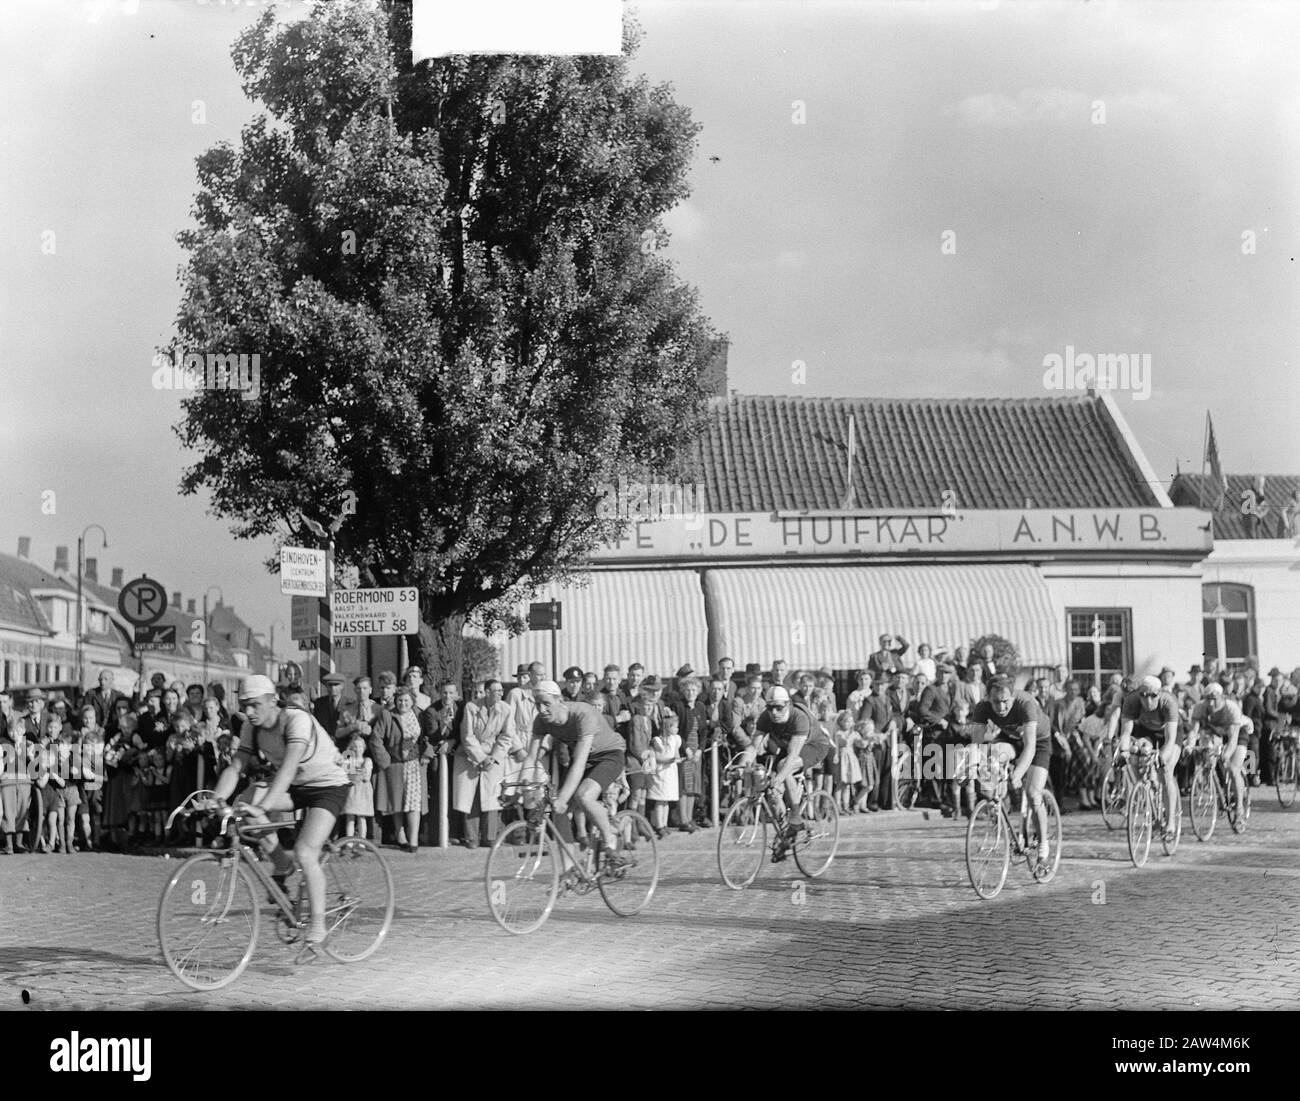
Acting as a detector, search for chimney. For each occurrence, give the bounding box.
[54,546,70,574]
[110,567,124,588]
[187,599,197,615]
[17,536,30,560]
[85,558,99,583]
[172,591,182,609]
[700,339,730,399]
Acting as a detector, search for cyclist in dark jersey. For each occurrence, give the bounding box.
[740,686,832,859]
[524,681,628,865]
[966,679,1052,874]
[1118,675,1182,841]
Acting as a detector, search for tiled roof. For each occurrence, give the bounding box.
[1169,474,1300,539]
[0,553,63,633]
[690,395,1162,512]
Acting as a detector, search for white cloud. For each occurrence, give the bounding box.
[946,86,1178,127]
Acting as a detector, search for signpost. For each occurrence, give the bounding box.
[135,624,176,652]
[279,547,327,596]
[330,587,420,638]
[528,600,562,680]
[117,576,167,628]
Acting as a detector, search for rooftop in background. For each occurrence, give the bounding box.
[692,394,1163,513]
[1169,474,1300,540]
[0,553,69,634]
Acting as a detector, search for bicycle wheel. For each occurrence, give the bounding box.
[717,797,767,890]
[1126,783,1152,868]
[1275,747,1298,809]
[485,819,559,934]
[965,799,1010,900]
[597,810,659,917]
[1189,765,1217,841]
[1100,763,1128,830]
[792,790,839,878]
[317,838,395,963]
[1024,790,1062,882]
[1158,778,1181,856]
[157,853,260,991]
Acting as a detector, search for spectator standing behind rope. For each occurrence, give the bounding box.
[373,688,435,852]
[453,678,512,848]
[676,677,707,833]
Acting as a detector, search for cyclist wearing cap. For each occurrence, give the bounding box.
[1188,682,1252,816]
[741,686,833,859]
[964,679,1053,874]
[1118,674,1181,840]
[210,674,351,946]
[523,682,628,864]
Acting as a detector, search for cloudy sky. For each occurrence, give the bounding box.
[1,0,1297,648]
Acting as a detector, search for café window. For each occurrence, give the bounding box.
[1202,583,1255,669]
[1067,609,1132,691]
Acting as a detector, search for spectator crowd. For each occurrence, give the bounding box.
[1,635,1297,855]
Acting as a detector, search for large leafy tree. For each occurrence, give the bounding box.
[174,1,722,682]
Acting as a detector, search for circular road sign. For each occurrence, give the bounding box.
[117,575,169,628]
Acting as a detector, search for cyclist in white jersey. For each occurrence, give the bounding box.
[211,675,351,945]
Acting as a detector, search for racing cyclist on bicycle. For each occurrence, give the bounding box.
[738,686,832,861]
[209,674,352,946]
[1187,682,1252,816]
[523,681,629,869]
[1118,674,1181,841]
[966,678,1053,875]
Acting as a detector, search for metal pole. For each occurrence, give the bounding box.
[202,593,209,692]
[76,537,84,695]
[889,726,898,811]
[550,599,558,679]
[710,742,719,827]
[320,540,334,681]
[438,750,449,849]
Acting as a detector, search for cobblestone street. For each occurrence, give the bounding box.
[3,797,1298,1011]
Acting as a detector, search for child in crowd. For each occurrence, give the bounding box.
[134,747,169,845]
[646,712,681,839]
[341,732,374,839]
[77,710,105,852]
[54,721,81,853]
[833,710,863,813]
[34,722,63,852]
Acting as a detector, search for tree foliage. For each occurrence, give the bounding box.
[173,1,722,682]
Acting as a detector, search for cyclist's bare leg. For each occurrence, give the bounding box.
[783,770,803,828]
[1227,743,1247,808]
[1023,765,1050,857]
[1161,740,1181,827]
[575,777,617,850]
[295,805,338,942]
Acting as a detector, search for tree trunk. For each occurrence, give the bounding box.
[412,613,466,691]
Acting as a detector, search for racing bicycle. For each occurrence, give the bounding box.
[1125,740,1182,866]
[964,757,1061,900]
[717,756,840,889]
[485,780,659,934]
[1187,741,1254,841]
[1270,728,1298,809]
[156,791,395,990]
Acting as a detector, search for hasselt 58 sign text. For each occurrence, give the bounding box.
[330,587,419,636]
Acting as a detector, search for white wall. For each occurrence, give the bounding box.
[1200,540,1300,670]
[1039,562,1204,677]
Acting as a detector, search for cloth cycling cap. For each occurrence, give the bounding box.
[239,674,277,700]
[1204,682,1224,697]
[1140,675,1161,693]
[767,686,791,704]
[533,680,562,698]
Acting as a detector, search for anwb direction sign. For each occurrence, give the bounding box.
[330,587,419,637]
[280,546,326,596]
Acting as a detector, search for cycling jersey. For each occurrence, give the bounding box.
[531,700,626,756]
[1192,698,1253,738]
[969,693,1051,768]
[1120,690,1180,739]
[754,703,832,756]
[239,706,349,789]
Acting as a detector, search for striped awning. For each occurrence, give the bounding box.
[486,570,709,679]
[703,564,1063,669]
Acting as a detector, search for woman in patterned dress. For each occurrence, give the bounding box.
[374,688,434,852]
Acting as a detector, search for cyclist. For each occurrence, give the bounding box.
[522,681,629,868]
[1187,681,1252,816]
[209,674,351,946]
[964,678,1053,875]
[1117,674,1181,840]
[738,686,832,861]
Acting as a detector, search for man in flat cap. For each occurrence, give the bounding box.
[312,672,347,738]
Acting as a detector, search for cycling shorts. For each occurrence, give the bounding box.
[289,783,350,819]
[795,740,831,773]
[582,748,625,794]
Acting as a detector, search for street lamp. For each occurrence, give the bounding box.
[202,585,224,692]
[268,618,286,682]
[76,524,108,697]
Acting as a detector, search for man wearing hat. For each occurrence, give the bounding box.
[561,667,585,703]
[312,673,347,738]
[22,688,53,740]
